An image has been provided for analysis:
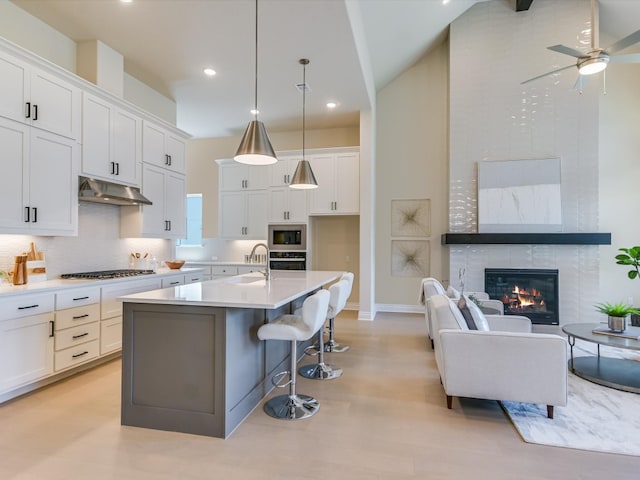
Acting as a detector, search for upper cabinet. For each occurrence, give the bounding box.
[81,92,142,186]
[269,155,301,187]
[0,117,79,236]
[0,50,80,140]
[120,164,186,239]
[308,149,360,215]
[219,162,270,191]
[142,121,186,174]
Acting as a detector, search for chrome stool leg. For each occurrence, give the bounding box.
[299,327,343,380]
[263,340,320,420]
[324,316,350,353]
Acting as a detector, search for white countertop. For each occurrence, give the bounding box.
[0,268,204,297]
[185,261,267,267]
[120,270,342,309]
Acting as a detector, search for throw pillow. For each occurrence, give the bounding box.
[457,296,477,330]
[465,297,490,331]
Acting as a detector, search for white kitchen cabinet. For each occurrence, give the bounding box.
[184,271,204,284]
[308,150,359,215]
[0,293,55,395]
[142,120,186,174]
[0,49,80,140]
[219,161,270,191]
[211,266,239,277]
[0,116,79,236]
[81,92,142,186]
[268,187,308,223]
[219,190,268,239]
[161,274,185,288]
[269,155,302,187]
[120,164,186,239]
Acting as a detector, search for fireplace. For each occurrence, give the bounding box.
[484,268,559,325]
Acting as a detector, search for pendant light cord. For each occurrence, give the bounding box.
[254,0,258,117]
[302,61,306,158]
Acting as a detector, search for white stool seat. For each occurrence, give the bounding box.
[257,289,330,420]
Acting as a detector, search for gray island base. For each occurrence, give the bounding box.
[120,270,342,438]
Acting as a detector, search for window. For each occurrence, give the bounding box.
[177,194,203,246]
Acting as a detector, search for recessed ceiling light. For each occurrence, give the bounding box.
[120,0,133,4]
[203,68,216,77]
[442,0,450,5]
[326,102,337,109]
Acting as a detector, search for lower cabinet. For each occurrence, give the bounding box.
[100,317,123,355]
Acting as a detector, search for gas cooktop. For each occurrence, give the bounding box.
[60,269,155,280]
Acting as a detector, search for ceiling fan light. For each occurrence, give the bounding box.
[234,120,277,165]
[290,159,318,189]
[578,56,609,75]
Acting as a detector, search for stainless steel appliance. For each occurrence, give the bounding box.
[60,269,154,279]
[268,223,307,270]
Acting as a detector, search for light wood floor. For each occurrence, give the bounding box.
[0,311,638,479]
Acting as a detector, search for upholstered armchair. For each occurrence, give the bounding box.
[428,293,568,418]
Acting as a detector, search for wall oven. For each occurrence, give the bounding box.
[268,223,307,270]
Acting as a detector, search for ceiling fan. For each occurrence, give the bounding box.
[521,0,640,86]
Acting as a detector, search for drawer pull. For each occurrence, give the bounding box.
[169,281,180,285]
[72,332,89,340]
[72,351,89,359]
[72,314,89,320]
[72,296,90,301]
[18,304,39,310]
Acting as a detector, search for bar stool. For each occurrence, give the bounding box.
[257,289,330,420]
[324,272,353,353]
[299,278,349,380]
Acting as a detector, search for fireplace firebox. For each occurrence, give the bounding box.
[484,268,559,325]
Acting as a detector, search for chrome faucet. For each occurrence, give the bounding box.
[250,242,270,280]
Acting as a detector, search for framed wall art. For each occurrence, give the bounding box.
[391,198,431,237]
[391,240,430,277]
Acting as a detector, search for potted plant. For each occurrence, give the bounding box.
[594,302,640,333]
[615,246,640,326]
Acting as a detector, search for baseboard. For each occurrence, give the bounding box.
[376,304,423,314]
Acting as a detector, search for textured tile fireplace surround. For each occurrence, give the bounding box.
[447,0,601,327]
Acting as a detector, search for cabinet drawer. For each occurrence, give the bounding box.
[101,278,162,319]
[55,321,100,351]
[55,303,100,330]
[56,287,100,310]
[0,293,54,320]
[54,339,99,372]
[162,275,185,287]
[184,273,203,284]
[211,266,238,276]
[100,317,122,355]
[237,265,265,274]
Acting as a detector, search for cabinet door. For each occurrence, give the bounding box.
[219,191,246,238]
[269,187,289,223]
[28,129,78,235]
[166,132,186,174]
[0,51,29,124]
[30,67,80,140]
[269,156,292,187]
[288,188,309,222]
[113,108,142,185]
[335,152,359,214]
[0,117,29,232]
[142,121,167,169]
[245,190,268,238]
[247,164,270,190]
[308,154,335,214]
[81,93,112,179]
[100,318,122,355]
[220,163,247,191]
[140,164,166,236]
[165,172,186,239]
[0,313,54,394]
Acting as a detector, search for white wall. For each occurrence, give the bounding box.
[448,0,603,325]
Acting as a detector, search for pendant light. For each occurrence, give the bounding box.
[290,58,318,189]
[234,0,277,165]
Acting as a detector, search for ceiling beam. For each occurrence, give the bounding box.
[516,0,534,11]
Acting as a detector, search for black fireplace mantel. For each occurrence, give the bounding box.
[441,232,611,245]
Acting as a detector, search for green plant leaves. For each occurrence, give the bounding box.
[616,246,640,280]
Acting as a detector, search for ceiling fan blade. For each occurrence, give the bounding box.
[547,44,588,58]
[605,29,640,55]
[521,64,576,85]
[609,53,640,64]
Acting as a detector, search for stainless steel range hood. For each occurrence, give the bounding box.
[78,176,152,206]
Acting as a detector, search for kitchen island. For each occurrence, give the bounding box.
[120,270,342,438]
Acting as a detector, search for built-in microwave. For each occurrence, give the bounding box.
[268,223,307,251]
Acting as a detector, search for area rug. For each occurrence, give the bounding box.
[501,345,640,457]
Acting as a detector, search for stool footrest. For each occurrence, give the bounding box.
[271,370,292,388]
